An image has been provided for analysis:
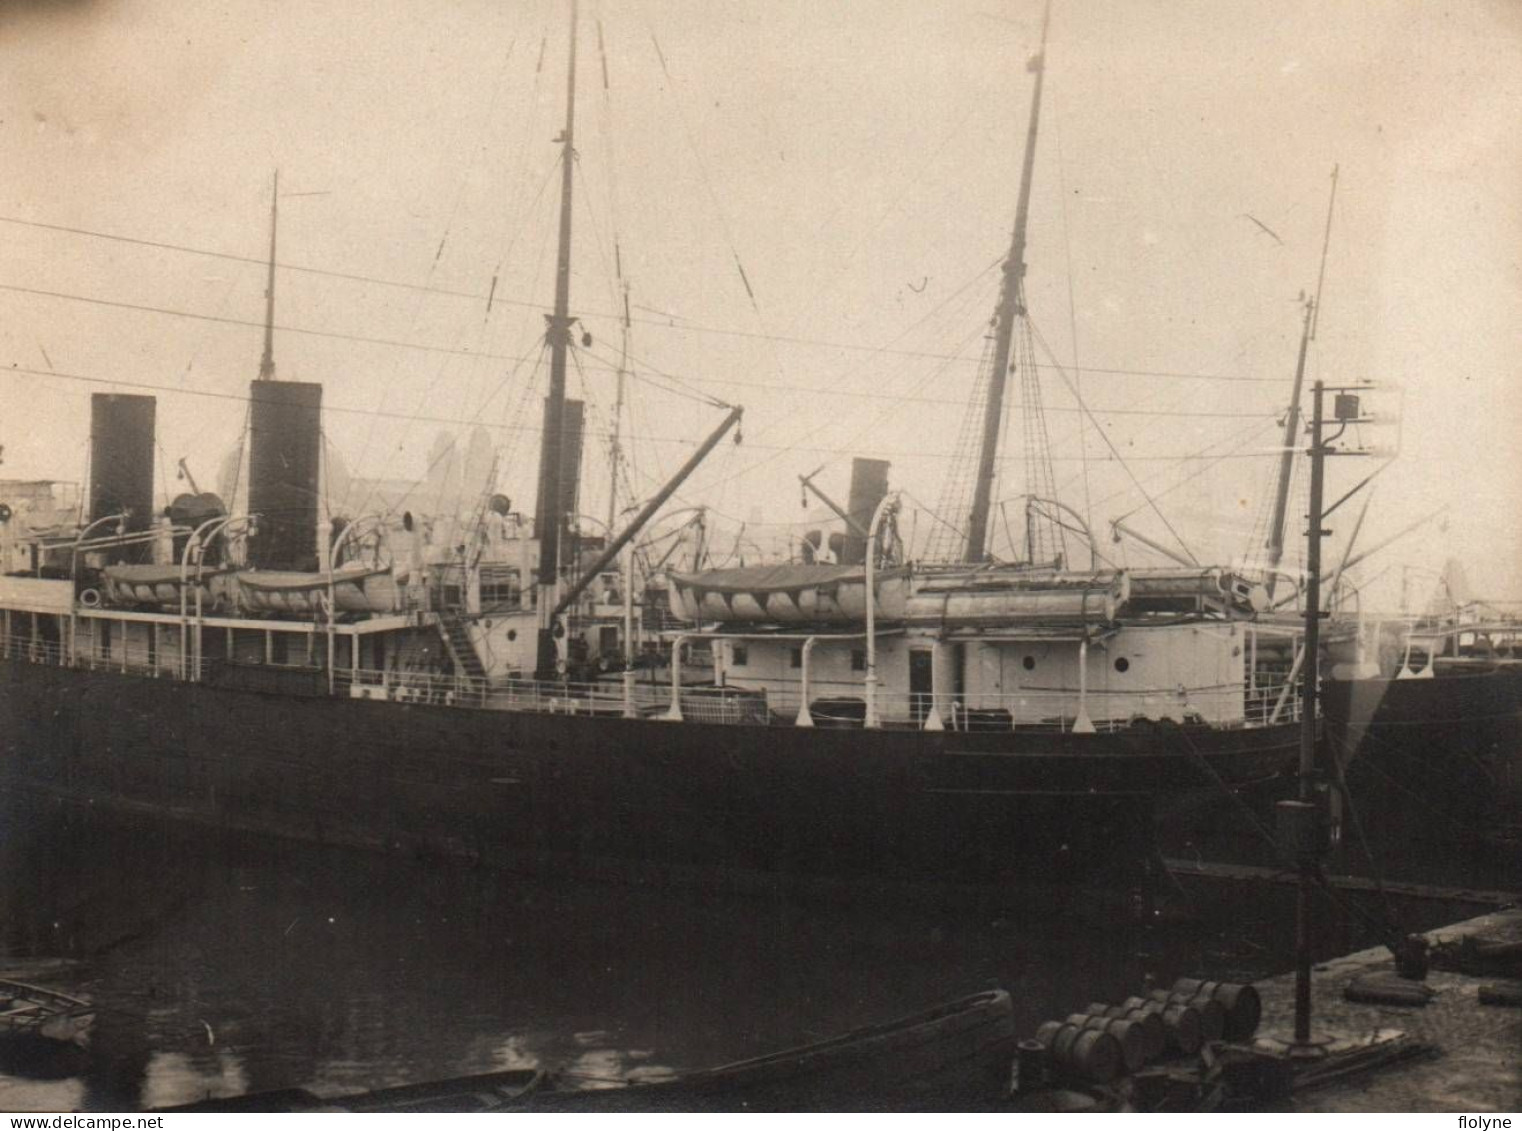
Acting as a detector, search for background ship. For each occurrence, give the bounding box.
[1321,596,1522,848]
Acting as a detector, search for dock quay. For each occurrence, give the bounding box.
[1015,906,1520,1113]
[1162,857,1522,909]
[1260,906,1521,1112]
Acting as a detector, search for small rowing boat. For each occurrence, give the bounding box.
[0,979,96,1047]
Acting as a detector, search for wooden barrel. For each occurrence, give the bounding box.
[1065,1013,1147,1073]
[1147,989,1225,1043]
[1088,1002,1166,1061]
[1171,978,1262,1040]
[1015,1038,1049,1093]
[1034,1021,1124,1083]
[1122,996,1202,1055]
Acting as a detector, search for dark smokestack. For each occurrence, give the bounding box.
[248,380,322,571]
[89,394,156,562]
[534,397,585,546]
[842,457,891,566]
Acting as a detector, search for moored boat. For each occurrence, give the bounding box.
[0,1,1306,894]
[0,979,95,1047]
[1322,606,1522,844]
[160,989,1017,1112]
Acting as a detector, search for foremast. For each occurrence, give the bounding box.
[964,1,1050,563]
[535,0,581,679]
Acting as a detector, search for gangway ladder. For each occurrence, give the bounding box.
[437,618,488,683]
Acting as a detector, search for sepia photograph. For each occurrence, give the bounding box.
[1,0,1518,1115]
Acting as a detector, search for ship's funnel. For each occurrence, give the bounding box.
[533,397,585,546]
[88,393,156,562]
[248,380,323,571]
[841,457,891,566]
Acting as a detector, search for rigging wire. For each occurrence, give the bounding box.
[927,333,998,562]
[1054,118,1093,533]
[2,364,1283,466]
[9,278,1279,416]
[576,340,728,409]
[0,248,1291,388]
[1013,285,1064,564]
[387,345,551,521]
[680,255,1007,500]
[1,213,1325,387]
[1110,418,1282,539]
[633,3,794,444]
[344,30,524,506]
[1027,314,1198,565]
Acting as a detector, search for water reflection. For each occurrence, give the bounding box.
[0,800,1495,1112]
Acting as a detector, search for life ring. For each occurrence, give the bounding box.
[78,588,102,608]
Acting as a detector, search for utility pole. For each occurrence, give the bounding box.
[1291,382,1329,1048]
[1279,379,1379,1054]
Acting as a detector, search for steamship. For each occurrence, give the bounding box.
[0,3,1307,890]
[1320,607,1522,845]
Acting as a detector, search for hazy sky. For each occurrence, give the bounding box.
[3,0,1519,603]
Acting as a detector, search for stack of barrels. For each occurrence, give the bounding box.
[1019,977,1261,1089]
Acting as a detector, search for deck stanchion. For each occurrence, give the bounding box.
[663,635,685,721]
[795,636,818,727]
[863,492,899,730]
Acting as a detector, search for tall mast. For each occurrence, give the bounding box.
[1263,164,1338,595]
[258,170,279,381]
[535,0,580,678]
[965,0,1050,562]
[606,277,630,533]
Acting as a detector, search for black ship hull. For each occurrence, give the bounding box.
[1322,667,1522,844]
[0,658,1298,893]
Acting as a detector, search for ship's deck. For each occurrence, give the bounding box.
[1,626,1300,735]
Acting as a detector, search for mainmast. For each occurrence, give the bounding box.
[535,0,581,678]
[964,1,1050,563]
[258,170,279,381]
[1263,164,1338,597]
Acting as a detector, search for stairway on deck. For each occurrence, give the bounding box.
[437,619,487,681]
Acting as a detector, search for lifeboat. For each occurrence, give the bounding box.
[905,569,1128,627]
[667,564,909,625]
[237,563,406,615]
[102,564,235,610]
[667,564,1128,628]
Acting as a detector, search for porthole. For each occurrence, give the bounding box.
[507,629,518,642]
[1114,657,1130,673]
[1022,656,1036,671]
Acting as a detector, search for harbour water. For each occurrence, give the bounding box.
[2,795,1510,1112]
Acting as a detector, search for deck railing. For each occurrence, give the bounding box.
[0,630,1304,733]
